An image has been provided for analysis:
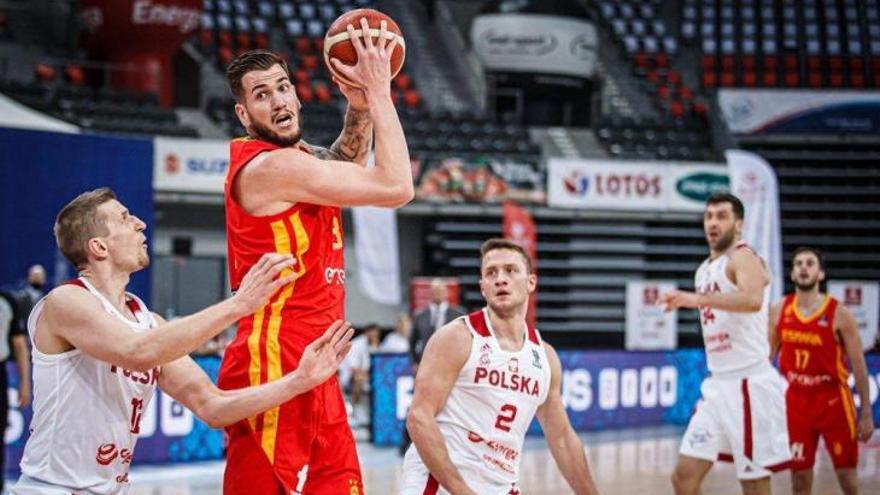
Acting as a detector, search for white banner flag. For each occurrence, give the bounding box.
[626,281,678,350]
[353,206,401,306]
[727,150,783,303]
[829,281,879,351]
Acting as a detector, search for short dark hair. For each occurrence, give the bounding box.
[54,188,117,269]
[706,192,745,220]
[225,49,290,101]
[792,246,825,270]
[480,238,533,273]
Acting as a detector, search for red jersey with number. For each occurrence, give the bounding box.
[777,294,847,389]
[218,137,346,464]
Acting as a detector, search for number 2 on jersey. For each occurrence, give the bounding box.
[495,404,518,432]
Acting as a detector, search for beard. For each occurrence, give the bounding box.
[794,277,819,292]
[250,112,303,148]
[709,227,736,252]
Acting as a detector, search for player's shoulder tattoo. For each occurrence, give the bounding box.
[308,144,344,161]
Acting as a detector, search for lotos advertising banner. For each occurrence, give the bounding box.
[718,89,880,134]
[547,158,727,211]
[372,351,880,447]
[5,357,224,476]
[153,137,228,193]
[829,281,879,351]
[625,281,678,350]
[471,14,598,79]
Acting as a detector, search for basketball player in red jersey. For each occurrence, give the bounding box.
[219,17,412,495]
[769,247,874,495]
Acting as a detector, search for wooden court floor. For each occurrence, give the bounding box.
[99,426,880,494]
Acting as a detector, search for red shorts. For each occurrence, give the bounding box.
[786,384,859,470]
[223,377,363,494]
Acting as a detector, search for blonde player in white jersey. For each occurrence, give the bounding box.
[12,188,353,495]
[660,192,790,495]
[403,238,600,495]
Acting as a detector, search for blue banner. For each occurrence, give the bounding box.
[372,351,880,447]
[5,356,225,476]
[0,127,153,299]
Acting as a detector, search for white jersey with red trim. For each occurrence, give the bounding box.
[404,308,551,491]
[694,240,770,375]
[16,278,160,495]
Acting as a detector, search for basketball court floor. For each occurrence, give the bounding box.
[29,426,875,495]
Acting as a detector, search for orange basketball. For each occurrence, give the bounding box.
[323,8,406,88]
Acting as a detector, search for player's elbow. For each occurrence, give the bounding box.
[196,407,227,429]
[746,296,763,312]
[406,406,430,438]
[387,182,414,207]
[123,339,161,373]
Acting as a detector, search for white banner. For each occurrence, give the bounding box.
[626,281,678,350]
[727,150,783,303]
[153,137,228,193]
[718,89,880,134]
[471,14,598,78]
[829,281,879,351]
[547,158,727,211]
[353,206,401,305]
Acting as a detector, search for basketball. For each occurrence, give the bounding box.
[323,8,406,88]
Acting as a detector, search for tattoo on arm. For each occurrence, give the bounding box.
[331,109,372,164]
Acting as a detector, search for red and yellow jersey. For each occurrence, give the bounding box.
[777,294,849,390]
[219,137,345,462]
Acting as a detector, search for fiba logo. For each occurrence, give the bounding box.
[164,153,181,174]
[563,171,590,196]
[844,286,862,305]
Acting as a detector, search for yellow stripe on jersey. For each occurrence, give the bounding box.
[839,383,857,439]
[261,212,310,464]
[246,305,266,431]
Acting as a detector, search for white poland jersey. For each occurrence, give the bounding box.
[20,278,159,494]
[413,308,551,485]
[694,240,770,375]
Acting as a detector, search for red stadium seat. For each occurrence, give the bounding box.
[829,73,843,87]
[702,72,717,88]
[807,56,821,71]
[634,52,649,68]
[692,101,708,118]
[849,56,864,71]
[35,63,56,83]
[313,82,332,103]
[784,55,798,71]
[64,65,86,86]
[393,73,412,91]
[784,72,799,87]
[294,69,310,84]
[743,72,757,87]
[763,56,779,71]
[669,100,684,119]
[219,46,234,67]
[236,32,251,50]
[828,56,843,71]
[807,72,822,87]
[701,55,715,71]
[296,82,314,102]
[218,31,233,48]
[313,37,324,54]
[679,86,694,101]
[762,72,779,86]
[741,56,756,70]
[255,33,269,49]
[403,89,421,108]
[657,85,670,99]
[851,73,865,88]
[667,70,681,86]
[720,71,735,87]
[295,36,312,55]
[301,55,319,70]
[199,28,213,48]
[655,54,669,69]
[721,55,735,70]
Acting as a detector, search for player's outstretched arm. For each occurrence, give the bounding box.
[245,18,412,209]
[159,319,353,428]
[406,321,478,495]
[536,343,600,495]
[837,305,876,441]
[767,301,782,361]
[660,249,767,313]
[40,253,295,372]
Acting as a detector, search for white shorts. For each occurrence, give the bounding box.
[11,474,94,494]
[400,445,522,495]
[679,365,791,480]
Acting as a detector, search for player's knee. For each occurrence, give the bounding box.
[791,471,812,494]
[836,470,859,495]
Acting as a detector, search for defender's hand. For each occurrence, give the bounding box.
[233,253,296,315]
[295,320,354,390]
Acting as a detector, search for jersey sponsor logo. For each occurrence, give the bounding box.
[474,367,540,397]
[704,331,732,354]
[781,329,823,347]
[466,430,520,462]
[95,443,133,466]
[786,371,833,387]
[818,315,829,327]
[110,365,160,386]
[324,267,346,285]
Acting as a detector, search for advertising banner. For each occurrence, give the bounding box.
[471,14,598,79]
[547,158,727,211]
[415,156,545,204]
[829,281,879,351]
[372,351,880,447]
[625,281,678,350]
[153,136,228,193]
[5,356,224,475]
[718,89,880,134]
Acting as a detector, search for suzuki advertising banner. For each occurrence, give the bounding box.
[372,351,880,447]
[829,281,879,351]
[153,136,228,193]
[547,158,728,211]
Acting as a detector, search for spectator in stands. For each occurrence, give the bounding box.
[341,323,381,426]
[410,279,466,366]
[0,288,32,493]
[14,264,47,333]
[380,313,411,353]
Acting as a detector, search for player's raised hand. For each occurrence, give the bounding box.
[295,320,354,389]
[330,17,398,97]
[232,253,296,315]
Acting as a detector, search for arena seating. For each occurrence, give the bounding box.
[684,0,880,88]
[594,115,715,160]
